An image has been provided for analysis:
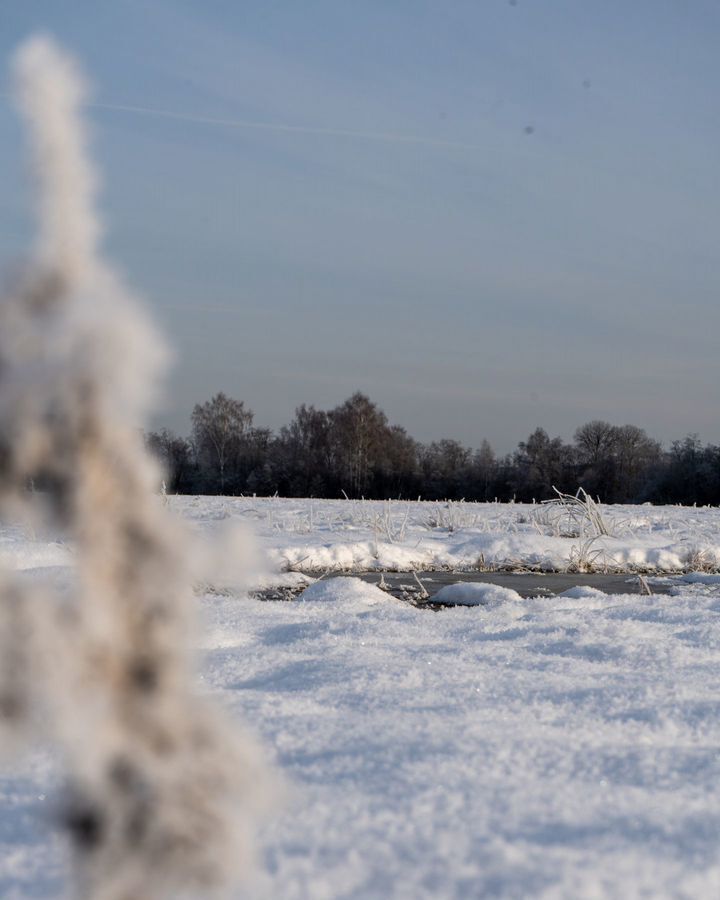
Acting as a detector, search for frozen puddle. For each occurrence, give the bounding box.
[356,572,672,603]
[254,572,677,606]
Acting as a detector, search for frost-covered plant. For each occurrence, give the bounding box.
[532,487,613,538]
[423,500,479,532]
[567,535,619,574]
[680,546,718,573]
[0,36,270,900]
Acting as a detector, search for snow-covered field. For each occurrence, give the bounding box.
[3,497,720,898]
[174,495,720,577]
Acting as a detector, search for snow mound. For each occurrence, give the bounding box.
[432,582,522,606]
[298,576,394,607]
[557,585,609,600]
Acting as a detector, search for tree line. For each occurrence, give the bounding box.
[145,391,720,505]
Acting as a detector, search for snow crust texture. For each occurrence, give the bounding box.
[199,569,720,899]
[3,497,720,898]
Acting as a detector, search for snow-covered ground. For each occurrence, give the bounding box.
[173,495,720,577]
[3,497,720,898]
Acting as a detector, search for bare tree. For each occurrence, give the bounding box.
[191,393,253,493]
[472,439,497,500]
[574,420,618,468]
[573,420,619,498]
[329,393,389,497]
[279,404,333,495]
[513,428,575,500]
[419,439,472,499]
[378,425,419,497]
[613,424,661,500]
[145,428,192,492]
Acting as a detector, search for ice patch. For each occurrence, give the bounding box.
[679,573,720,585]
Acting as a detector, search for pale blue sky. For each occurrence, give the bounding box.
[1,1,719,451]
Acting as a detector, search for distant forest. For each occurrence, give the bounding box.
[145,392,720,506]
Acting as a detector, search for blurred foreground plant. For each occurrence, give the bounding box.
[0,36,271,900]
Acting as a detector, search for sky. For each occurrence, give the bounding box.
[1,0,719,452]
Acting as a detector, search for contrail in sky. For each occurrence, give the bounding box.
[1,87,485,150]
[89,100,483,151]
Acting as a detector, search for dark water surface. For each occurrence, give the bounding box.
[356,571,672,600]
